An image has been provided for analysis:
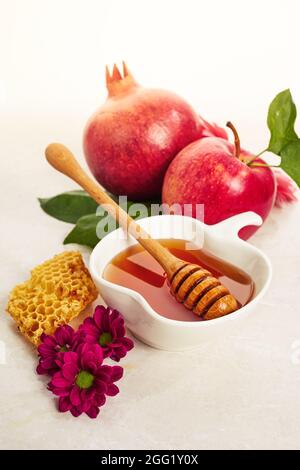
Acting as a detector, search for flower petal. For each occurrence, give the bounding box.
[54,354,64,369]
[42,335,57,347]
[82,324,100,341]
[70,385,81,406]
[85,406,100,419]
[106,383,119,396]
[93,305,107,329]
[62,363,78,381]
[81,399,91,413]
[38,343,56,356]
[94,378,108,394]
[64,351,78,365]
[113,318,125,337]
[110,346,126,362]
[111,365,124,382]
[51,374,71,388]
[55,325,73,346]
[120,337,134,351]
[111,309,121,323]
[48,386,70,397]
[36,362,57,376]
[81,387,96,402]
[100,308,111,331]
[80,351,95,370]
[101,347,111,359]
[36,363,46,375]
[40,357,57,370]
[94,393,106,407]
[96,371,111,384]
[70,406,82,417]
[58,396,71,412]
[98,364,111,375]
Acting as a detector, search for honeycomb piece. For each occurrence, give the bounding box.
[6,251,98,346]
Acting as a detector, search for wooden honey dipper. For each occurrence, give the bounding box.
[45,144,239,320]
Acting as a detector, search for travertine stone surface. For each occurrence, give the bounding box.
[0,112,299,449]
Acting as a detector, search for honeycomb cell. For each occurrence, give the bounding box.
[6,251,98,346]
[30,321,39,332]
[37,305,45,314]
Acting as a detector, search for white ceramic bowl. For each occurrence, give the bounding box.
[89,212,272,351]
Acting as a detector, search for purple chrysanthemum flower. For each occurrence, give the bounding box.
[36,325,80,376]
[78,305,134,362]
[48,343,123,418]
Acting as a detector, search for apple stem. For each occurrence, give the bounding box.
[226,122,241,159]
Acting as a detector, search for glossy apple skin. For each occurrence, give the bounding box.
[162,137,276,239]
[83,87,202,200]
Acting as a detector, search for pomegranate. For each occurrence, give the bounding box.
[272,168,298,207]
[162,123,276,240]
[83,63,205,200]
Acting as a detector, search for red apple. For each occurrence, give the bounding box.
[162,128,276,239]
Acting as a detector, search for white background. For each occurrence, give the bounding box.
[0,0,300,450]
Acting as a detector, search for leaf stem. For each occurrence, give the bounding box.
[249,162,280,168]
[246,148,268,165]
[256,148,268,157]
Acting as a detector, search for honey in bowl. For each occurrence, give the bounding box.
[103,239,254,322]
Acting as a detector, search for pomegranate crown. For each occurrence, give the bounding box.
[105,62,138,97]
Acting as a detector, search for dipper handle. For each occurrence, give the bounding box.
[45,143,240,321]
[45,143,180,276]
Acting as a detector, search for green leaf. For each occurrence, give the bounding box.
[267,89,298,154]
[63,214,107,248]
[280,140,300,187]
[38,190,98,224]
[63,200,156,248]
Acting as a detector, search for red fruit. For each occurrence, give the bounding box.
[273,168,298,207]
[162,124,276,240]
[199,120,298,209]
[83,63,204,200]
